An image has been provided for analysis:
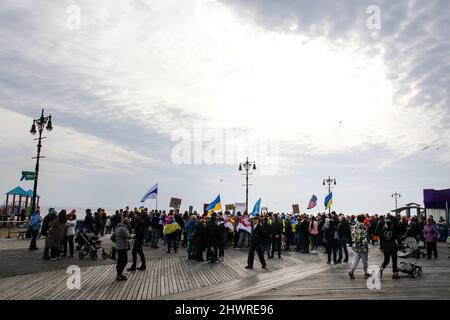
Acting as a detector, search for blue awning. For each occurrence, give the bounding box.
[6,186,27,196]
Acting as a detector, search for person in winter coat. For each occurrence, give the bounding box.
[111,219,132,281]
[337,216,351,263]
[41,208,57,259]
[284,217,292,251]
[217,218,226,262]
[150,212,161,248]
[47,210,67,260]
[111,210,122,232]
[294,218,302,251]
[270,214,283,259]
[423,218,439,259]
[186,215,198,259]
[174,212,185,247]
[379,219,400,279]
[93,209,102,236]
[349,214,370,279]
[325,219,339,264]
[61,213,77,258]
[309,216,319,252]
[193,218,207,261]
[261,214,272,259]
[29,209,42,251]
[375,216,385,249]
[83,209,94,233]
[300,217,310,253]
[206,216,220,263]
[128,213,146,271]
[321,218,330,254]
[163,213,181,254]
[245,216,267,269]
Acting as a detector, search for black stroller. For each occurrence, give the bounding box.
[75,229,103,260]
[396,236,425,278]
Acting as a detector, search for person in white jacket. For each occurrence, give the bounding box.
[62,211,77,258]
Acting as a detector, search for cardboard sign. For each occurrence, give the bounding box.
[169,197,182,209]
[234,203,246,215]
[261,207,268,213]
[225,204,235,211]
[188,205,193,215]
[292,204,300,214]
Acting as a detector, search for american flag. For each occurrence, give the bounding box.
[307,195,318,209]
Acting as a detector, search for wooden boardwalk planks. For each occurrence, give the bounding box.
[0,244,449,300]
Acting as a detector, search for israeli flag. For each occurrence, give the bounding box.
[141,183,158,202]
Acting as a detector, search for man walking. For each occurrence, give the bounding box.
[245,216,267,269]
[349,214,371,279]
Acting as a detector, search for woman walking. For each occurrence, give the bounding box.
[111,218,132,281]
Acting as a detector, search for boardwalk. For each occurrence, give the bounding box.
[0,236,449,300]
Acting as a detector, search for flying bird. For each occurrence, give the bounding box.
[422,146,430,151]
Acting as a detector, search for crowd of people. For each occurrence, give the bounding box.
[25,206,448,281]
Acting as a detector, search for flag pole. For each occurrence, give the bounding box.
[156,197,158,211]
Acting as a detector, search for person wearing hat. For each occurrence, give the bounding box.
[245,216,267,270]
[83,209,94,233]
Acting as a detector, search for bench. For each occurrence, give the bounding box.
[17,230,27,240]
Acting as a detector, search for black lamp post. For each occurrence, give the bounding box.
[238,157,256,214]
[30,109,53,215]
[323,176,336,214]
[392,192,401,214]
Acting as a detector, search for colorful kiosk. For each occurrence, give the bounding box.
[4,186,40,219]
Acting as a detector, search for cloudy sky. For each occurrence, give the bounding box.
[0,0,449,214]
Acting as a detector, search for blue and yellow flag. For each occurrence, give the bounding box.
[324,192,333,209]
[206,194,221,215]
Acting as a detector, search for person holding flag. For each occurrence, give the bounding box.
[206,195,222,215]
[324,192,333,213]
[163,211,181,254]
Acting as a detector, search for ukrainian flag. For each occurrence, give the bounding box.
[324,192,333,209]
[206,194,222,215]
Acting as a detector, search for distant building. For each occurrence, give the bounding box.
[391,202,425,218]
[423,189,450,223]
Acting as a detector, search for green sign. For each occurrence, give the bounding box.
[21,171,36,181]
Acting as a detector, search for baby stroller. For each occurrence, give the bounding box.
[396,236,424,278]
[75,229,103,260]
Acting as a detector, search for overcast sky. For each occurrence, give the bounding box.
[0,0,449,214]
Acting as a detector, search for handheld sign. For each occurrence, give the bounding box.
[292,204,300,214]
[225,204,235,211]
[169,197,182,209]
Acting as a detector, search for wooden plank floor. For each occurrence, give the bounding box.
[0,239,448,300]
